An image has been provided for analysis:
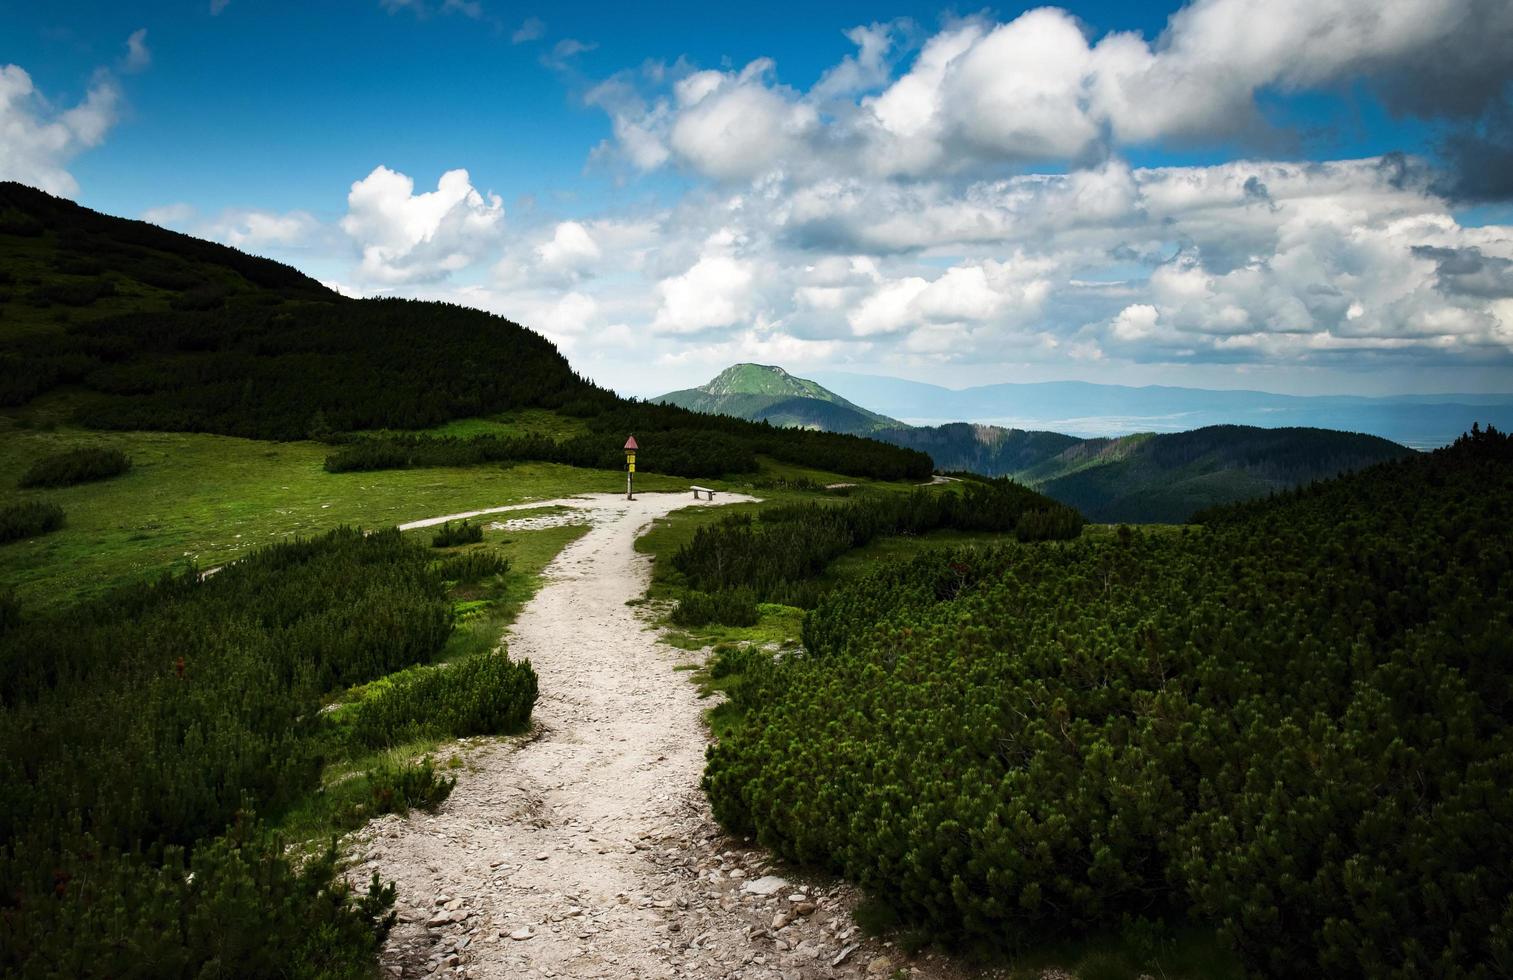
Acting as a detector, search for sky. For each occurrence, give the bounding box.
[3,0,1513,398]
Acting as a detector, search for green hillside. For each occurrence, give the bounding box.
[0,184,930,479]
[1023,425,1414,522]
[706,425,1513,977]
[878,420,1413,522]
[876,421,1081,475]
[656,363,904,434]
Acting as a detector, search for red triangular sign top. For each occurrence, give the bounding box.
[624,436,639,450]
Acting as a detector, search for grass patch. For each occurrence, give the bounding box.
[0,419,675,606]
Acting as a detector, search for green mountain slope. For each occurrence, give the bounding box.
[879,418,1414,522]
[656,363,903,434]
[0,183,931,482]
[1024,425,1414,522]
[874,422,1082,475]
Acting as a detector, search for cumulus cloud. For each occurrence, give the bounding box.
[536,221,601,273]
[587,0,1513,182]
[652,246,756,334]
[0,64,120,197]
[341,166,504,284]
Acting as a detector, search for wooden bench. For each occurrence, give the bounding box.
[691,486,717,501]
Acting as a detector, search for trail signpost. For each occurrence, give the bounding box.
[624,435,638,500]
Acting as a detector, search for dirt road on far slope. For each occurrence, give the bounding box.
[350,491,954,980]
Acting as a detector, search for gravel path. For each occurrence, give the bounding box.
[349,491,950,980]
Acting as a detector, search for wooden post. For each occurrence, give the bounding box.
[624,436,638,501]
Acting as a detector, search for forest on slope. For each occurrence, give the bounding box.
[705,425,1513,977]
[0,183,929,483]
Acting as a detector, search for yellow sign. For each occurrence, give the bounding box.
[628,463,635,473]
[626,453,636,465]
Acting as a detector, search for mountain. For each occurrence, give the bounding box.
[809,370,1513,450]
[1018,425,1414,523]
[656,364,903,435]
[876,421,1413,522]
[0,183,931,482]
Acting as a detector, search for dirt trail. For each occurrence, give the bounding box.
[351,491,945,980]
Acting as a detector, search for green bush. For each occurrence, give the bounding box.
[19,446,131,488]
[705,428,1513,977]
[0,500,64,543]
[671,588,760,627]
[0,528,452,976]
[437,550,510,582]
[367,756,456,815]
[0,589,18,634]
[347,649,538,749]
[431,520,484,548]
[0,819,397,980]
[673,478,1081,604]
[26,278,116,307]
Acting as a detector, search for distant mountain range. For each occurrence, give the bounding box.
[659,364,1421,522]
[807,371,1513,451]
[880,422,1412,522]
[656,363,902,434]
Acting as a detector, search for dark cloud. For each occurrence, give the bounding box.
[1435,99,1513,202]
[1413,244,1513,298]
[1242,175,1277,210]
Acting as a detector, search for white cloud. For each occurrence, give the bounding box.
[0,64,120,197]
[511,16,545,43]
[341,166,504,284]
[536,220,601,272]
[124,29,151,73]
[652,252,756,334]
[142,202,195,228]
[210,0,231,14]
[588,0,1513,182]
[206,208,320,248]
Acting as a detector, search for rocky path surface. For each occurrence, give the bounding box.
[350,491,950,980]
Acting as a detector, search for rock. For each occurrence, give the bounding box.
[508,928,535,941]
[427,912,452,928]
[535,853,550,861]
[787,894,806,902]
[444,898,463,911]
[450,909,470,922]
[866,955,894,975]
[832,943,860,967]
[772,913,792,930]
[742,875,789,897]
[794,902,817,917]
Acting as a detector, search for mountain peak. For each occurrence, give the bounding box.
[655,363,904,434]
[702,363,813,397]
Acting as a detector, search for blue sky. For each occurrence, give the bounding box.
[3,0,1512,397]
